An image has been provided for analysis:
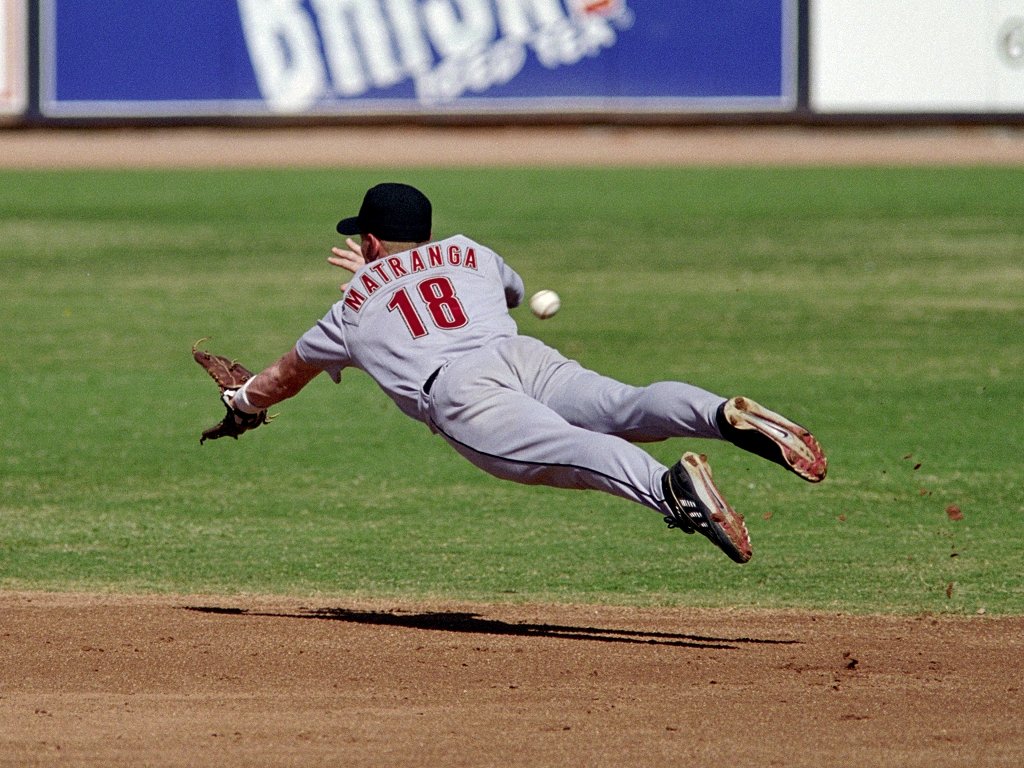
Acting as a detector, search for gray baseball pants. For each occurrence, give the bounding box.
[419,335,725,515]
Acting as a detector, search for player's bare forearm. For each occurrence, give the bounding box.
[242,347,321,409]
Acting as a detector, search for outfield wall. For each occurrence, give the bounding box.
[0,0,27,118]
[3,0,1024,125]
[810,1,1024,114]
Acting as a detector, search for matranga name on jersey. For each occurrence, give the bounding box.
[343,242,479,313]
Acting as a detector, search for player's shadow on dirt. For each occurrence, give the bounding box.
[185,606,798,650]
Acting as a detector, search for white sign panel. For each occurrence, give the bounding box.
[1,0,27,115]
[811,0,1024,112]
[993,0,1024,107]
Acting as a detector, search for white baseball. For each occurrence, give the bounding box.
[529,290,561,319]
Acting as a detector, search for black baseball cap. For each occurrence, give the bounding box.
[336,183,432,241]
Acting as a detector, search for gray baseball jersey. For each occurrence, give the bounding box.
[296,234,726,517]
[296,235,524,419]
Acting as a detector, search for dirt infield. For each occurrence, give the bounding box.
[2,591,1023,767]
[4,125,1023,766]
[4,124,1024,168]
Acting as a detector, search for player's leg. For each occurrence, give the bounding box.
[424,339,754,562]
[522,338,827,482]
[431,393,752,562]
[422,339,670,509]
[538,363,724,442]
[429,370,670,512]
[494,335,721,440]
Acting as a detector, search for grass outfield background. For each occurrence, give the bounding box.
[1,166,1021,614]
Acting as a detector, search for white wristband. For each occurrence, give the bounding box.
[231,377,263,414]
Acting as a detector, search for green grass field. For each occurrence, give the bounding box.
[2,166,1021,614]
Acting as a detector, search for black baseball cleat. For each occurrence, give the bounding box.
[717,397,828,483]
[662,452,752,564]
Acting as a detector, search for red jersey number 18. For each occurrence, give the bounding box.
[387,276,469,339]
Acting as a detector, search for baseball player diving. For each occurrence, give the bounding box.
[198,182,827,564]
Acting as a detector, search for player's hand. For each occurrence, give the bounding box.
[328,238,367,293]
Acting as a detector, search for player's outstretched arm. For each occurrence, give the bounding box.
[231,346,321,413]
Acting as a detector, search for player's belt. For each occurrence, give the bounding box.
[423,366,442,394]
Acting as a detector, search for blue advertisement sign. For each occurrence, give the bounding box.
[41,0,795,117]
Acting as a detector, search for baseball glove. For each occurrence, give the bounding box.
[192,339,269,444]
